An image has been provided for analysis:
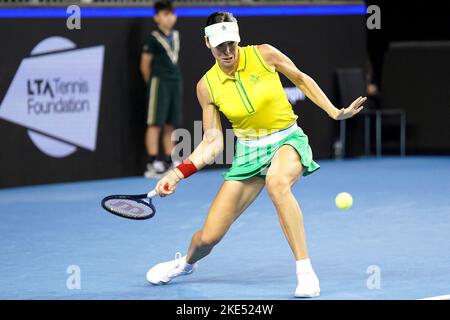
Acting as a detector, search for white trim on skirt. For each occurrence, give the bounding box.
[237,121,299,148]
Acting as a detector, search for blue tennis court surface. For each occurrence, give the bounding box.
[0,157,449,300]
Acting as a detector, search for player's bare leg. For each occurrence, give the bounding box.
[186,177,265,263]
[146,177,265,284]
[266,145,320,297]
[266,145,307,260]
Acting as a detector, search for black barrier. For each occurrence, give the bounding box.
[0,13,366,188]
[382,42,450,153]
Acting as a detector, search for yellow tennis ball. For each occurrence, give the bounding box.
[335,192,353,210]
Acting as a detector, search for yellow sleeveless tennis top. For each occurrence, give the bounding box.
[203,45,298,139]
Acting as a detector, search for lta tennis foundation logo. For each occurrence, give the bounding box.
[0,36,104,158]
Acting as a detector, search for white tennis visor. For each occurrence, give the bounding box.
[204,22,240,47]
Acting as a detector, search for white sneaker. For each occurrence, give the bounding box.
[146,252,198,285]
[144,169,164,179]
[295,271,321,298]
[153,160,167,174]
[144,163,165,179]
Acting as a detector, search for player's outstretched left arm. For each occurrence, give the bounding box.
[155,77,224,196]
[257,43,366,120]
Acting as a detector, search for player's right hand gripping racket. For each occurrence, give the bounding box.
[101,184,169,220]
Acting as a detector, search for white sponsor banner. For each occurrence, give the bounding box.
[0,36,104,157]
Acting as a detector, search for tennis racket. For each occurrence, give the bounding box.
[101,184,169,220]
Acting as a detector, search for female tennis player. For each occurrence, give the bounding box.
[146,12,366,298]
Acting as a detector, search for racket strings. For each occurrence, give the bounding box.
[103,198,155,219]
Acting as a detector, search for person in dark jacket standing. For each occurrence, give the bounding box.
[140,0,182,178]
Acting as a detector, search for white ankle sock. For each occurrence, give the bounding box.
[296,258,313,275]
[180,256,194,272]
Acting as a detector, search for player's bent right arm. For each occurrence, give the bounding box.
[155,77,224,196]
[188,78,224,170]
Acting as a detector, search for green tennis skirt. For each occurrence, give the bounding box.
[222,126,320,181]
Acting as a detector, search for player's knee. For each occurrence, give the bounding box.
[266,175,291,200]
[198,229,221,248]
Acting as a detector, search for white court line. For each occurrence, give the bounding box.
[417,294,450,300]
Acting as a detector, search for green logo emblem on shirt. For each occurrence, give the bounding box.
[249,74,261,85]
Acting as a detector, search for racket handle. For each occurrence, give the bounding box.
[147,183,170,198]
[147,190,158,198]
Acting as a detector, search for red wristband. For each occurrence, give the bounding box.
[176,159,198,178]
